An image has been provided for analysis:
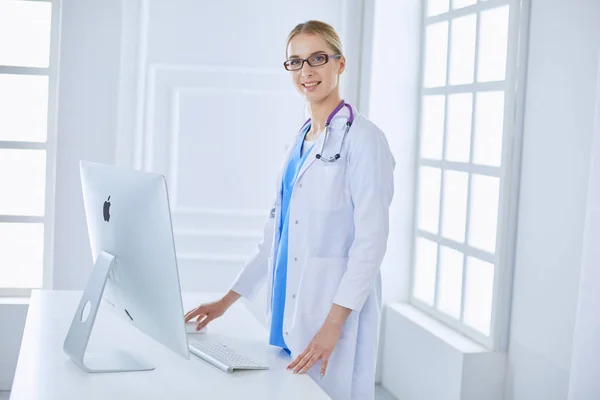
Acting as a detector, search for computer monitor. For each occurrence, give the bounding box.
[63,160,190,373]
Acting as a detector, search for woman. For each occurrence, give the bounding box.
[185,20,395,400]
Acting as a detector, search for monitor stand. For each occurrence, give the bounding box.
[63,251,155,373]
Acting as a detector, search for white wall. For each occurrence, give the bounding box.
[505,1,600,399]
[364,0,420,389]
[52,0,122,290]
[367,0,420,305]
[114,0,362,295]
[52,0,365,292]
[568,43,600,399]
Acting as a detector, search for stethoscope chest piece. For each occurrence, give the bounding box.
[306,102,353,163]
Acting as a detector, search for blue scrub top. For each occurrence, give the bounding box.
[269,128,314,353]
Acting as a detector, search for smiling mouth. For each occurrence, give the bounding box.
[302,82,321,88]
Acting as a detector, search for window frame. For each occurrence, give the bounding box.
[409,0,530,350]
[0,0,61,297]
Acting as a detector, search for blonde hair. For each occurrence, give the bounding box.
[285,20,344,58]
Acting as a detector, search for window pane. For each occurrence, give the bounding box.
[417,167,442,234]
[453,0,477,8]
[449,14,477,85]
[446,93,473,162]
[0,1,52,68]
[477,6,510,82]
[0,74,49,142]
[468,174,499,253]
[0,223,44,288]
[441,170,469,242]
[420,95,446,160]
[473,91,505,166]
[424,22,449,88]
[0,149,46,216]
[427,0,449,17]
[464,257,494,335]
[413,237,438,306]
[437,246,464,319]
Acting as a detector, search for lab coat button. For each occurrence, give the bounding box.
[285,331,289,335]
[294,257,298,261]
[295,220,299,224]
[298,183,303,188]
[292,294,296,299]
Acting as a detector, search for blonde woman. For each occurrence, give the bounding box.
[185,20,395,400]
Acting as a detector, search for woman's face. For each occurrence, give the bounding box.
[286,33,345,104]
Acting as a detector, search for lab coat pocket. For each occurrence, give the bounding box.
[300,256,348,321]
[309,165,345,211]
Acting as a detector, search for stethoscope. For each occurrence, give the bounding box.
[298,100,354,162]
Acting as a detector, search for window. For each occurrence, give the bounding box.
[411,0,527,349]
[0,0,60,296]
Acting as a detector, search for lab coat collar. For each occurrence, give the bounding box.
[296,104,355,181]
[275,104,358,201]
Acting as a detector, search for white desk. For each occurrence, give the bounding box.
[11,290,330,399]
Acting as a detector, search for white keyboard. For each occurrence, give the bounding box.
[188,340,269,373]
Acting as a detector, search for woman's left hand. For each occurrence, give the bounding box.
[287,321,342,377]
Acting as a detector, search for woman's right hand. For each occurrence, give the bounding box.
[184,300,227,331]
[184,291,241,331]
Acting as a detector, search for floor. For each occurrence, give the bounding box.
[1,386,396,400]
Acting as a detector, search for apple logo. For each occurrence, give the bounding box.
[103,196,111,222]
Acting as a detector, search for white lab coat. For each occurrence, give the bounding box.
[230,106,395,400]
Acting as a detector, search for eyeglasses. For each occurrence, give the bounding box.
[283,53,341,71]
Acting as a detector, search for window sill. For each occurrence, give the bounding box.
[381,302,506,400]
[388,302,490,354]
[0,297,30,306]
